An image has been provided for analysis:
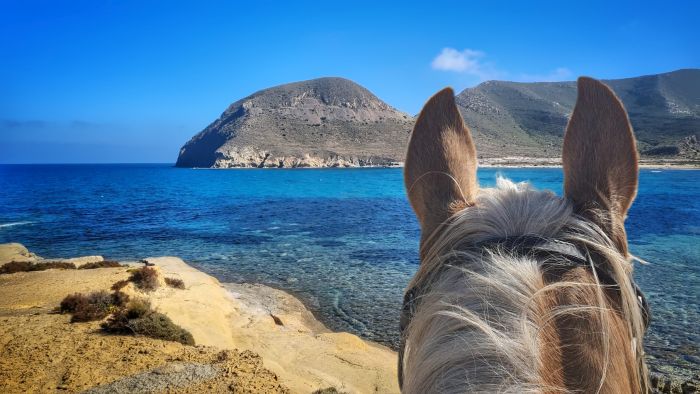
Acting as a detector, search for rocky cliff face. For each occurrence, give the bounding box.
[455,69,700,160]
[176,77,413,168]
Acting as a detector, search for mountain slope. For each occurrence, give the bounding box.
[176,77,413,168]
[455,69,700,159]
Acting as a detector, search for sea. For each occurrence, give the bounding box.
[0,164,697,378]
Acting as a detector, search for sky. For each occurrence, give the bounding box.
[1,0,698,163]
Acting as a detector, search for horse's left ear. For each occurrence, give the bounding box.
[563,77,639,254]
[405,87,478,246]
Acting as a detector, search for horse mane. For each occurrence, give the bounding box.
[402,177,648,393]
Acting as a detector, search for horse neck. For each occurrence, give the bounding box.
[538,265,642,393]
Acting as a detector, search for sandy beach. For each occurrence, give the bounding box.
[0,243,399,394]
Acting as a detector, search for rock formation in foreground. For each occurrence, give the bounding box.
[176,77,413,168]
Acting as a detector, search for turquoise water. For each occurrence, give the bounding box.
[0,165,697,377]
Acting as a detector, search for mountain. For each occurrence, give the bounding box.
[176,77,413,168]
[455,69,700,160]
[177,70,699,168]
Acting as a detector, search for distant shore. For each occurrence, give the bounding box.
[185,157,700,169]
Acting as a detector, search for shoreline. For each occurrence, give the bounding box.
[0,244,399,394]
[1,243,696,392]
[181,159,700,170]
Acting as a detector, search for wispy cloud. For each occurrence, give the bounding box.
[430,48,502,80]
[431,48,571,83]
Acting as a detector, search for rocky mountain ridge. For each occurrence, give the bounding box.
[176,70,699,168]
[176,77,413,168]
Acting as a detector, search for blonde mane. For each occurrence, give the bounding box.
[401,178,648,393]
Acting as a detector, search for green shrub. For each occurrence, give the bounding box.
[101,299,194,346]
[1,260,76,274]
[79,260,123,269]
[128,312,195,345]
[164,277,185,289]
[125,298,151,319]
[129,267,159,291]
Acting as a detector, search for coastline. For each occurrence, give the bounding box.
[1,243,696,393]
[182,157,700,170]
[0,244,398,394]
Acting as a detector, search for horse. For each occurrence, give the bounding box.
[399,77,649,393]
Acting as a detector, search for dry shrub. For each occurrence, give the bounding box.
[111,279,130,291]
[1,260,76,274]
[312,389,348,394]
[60,293,87,313]
[78,260,123,269]
[101,298,194,345]
[128,312,195,345]
[111,291,130,307]
[61,291,113,322]
[129,266,159,291]
[60,290,128,322]
[164,277,185,289]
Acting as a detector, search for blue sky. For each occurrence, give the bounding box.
[1,0,698,163]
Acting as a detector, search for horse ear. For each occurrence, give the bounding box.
[563,77,639,254]
[404,87,478,245]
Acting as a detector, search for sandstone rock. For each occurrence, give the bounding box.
[0,243,40,265]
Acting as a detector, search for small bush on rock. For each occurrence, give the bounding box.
[111,279,130,291]
[1,260,76,274]
[312,388,349,394]
[129,266,159,291]
[79,260,123,269]
[101,298,194,345]
[128,312,195,345]
[125,298,151,319]
[164,277,185,289]
[60,290,129,322]
[60,293,87,314]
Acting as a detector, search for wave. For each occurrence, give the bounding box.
[0,221,33,228]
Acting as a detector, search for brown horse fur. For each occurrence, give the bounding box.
[402,77,648,393]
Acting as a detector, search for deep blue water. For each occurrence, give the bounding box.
[0,164,698,377]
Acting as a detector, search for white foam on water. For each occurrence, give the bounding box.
[0,221,33,228]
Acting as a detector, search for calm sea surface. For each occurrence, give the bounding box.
[0,164,697,377]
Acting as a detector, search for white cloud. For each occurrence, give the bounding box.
[431,48,485,73]
[431,48,571,83]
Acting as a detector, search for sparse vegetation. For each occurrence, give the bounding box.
[312,388,349,394]
[102,298,194,345]
[127,312,195,345]
[111,279,130,291]
[164,277,185,289]
[0,260,76,274]
[0,259,124,274]
[59,290,129,322]
[78,260,123,269]
[129,266,159,291]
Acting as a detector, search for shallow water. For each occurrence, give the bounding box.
[0,164,697,377]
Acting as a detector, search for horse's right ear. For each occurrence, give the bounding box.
[404,88,478,247]
[563,77,639,254]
